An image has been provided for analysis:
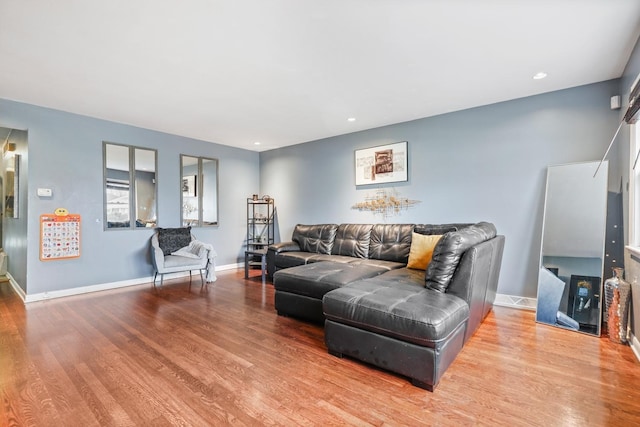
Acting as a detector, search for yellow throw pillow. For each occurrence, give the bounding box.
[407,232,442,270]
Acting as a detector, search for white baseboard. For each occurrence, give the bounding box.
[25,276,154,303]
[21,262,242,304]
[6,272,26,301]
[494,293,537,311]
[630,334,640,362]
[216,262,242,271]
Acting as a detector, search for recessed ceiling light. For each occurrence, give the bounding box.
[533,72,547,80]
[254,141,261,145]
[348,117,356,122]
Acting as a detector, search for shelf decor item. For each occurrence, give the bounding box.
[604,267,631,343]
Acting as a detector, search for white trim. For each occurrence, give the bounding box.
[630,333,640,362]
[216,262,242,271]
[494,293,537,311]
[6,272,26,302]
[629,123,639,247]
[625,244,640,259]
[21,262,242,303]
[25,276,153,303]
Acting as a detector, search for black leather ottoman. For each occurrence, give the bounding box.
[273,261,388,323]
[323,277,470,391]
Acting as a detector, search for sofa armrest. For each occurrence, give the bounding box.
[150,233,165,272]
[268,241,301,254]
[447,235,505,343]
[267,242,300,281]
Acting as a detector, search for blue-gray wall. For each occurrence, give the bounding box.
[260,80,621,298]
[0,98,259,295]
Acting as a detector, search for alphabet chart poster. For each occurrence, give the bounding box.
[40,209,81,261]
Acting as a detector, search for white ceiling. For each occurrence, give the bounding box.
[1,1,639,152]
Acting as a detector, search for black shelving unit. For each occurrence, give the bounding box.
[245,197,274,280]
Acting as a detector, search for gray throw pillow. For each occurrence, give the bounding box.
[425,222,497,292]
[157,227,192,256]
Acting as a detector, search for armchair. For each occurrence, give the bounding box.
[150,227,217,287]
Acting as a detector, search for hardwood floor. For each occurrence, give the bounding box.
[1,270,639,426]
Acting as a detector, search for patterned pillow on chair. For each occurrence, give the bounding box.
[157,227,192,256]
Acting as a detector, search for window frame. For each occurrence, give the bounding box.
[630,123,640,248]
[103,141,158,230]
[180,154,219,228]
[627,72,640,255]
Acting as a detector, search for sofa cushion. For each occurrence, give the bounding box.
[374,266,426,284]
[307,254,361,264]
[163,254,205,268]
[331,224,374,258]
[368,224,415,263]
[425,222,497,293]
[407,232,442,270]
[306,254,405,272]
[157,227,192,256]
[292,224,338,254]
[274,252,319,269]
[274,261,388,300]
[323,278,469,347]
[348,258,406,271]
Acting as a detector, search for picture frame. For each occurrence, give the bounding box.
[567,274,601,328]
[182,175,197,197]
[354,141,407,186]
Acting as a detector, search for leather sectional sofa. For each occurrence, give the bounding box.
[267,222,504,391]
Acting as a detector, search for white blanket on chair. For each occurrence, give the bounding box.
[172,240,218,282]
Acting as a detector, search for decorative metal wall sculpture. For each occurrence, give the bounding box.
[352,188,420,218]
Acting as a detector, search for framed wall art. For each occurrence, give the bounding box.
[354,141,407,186]
[182,175,197,197]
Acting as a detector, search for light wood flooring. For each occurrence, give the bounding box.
[1,270,639,426]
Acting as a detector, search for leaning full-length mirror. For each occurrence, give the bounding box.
[536,160,608,336]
